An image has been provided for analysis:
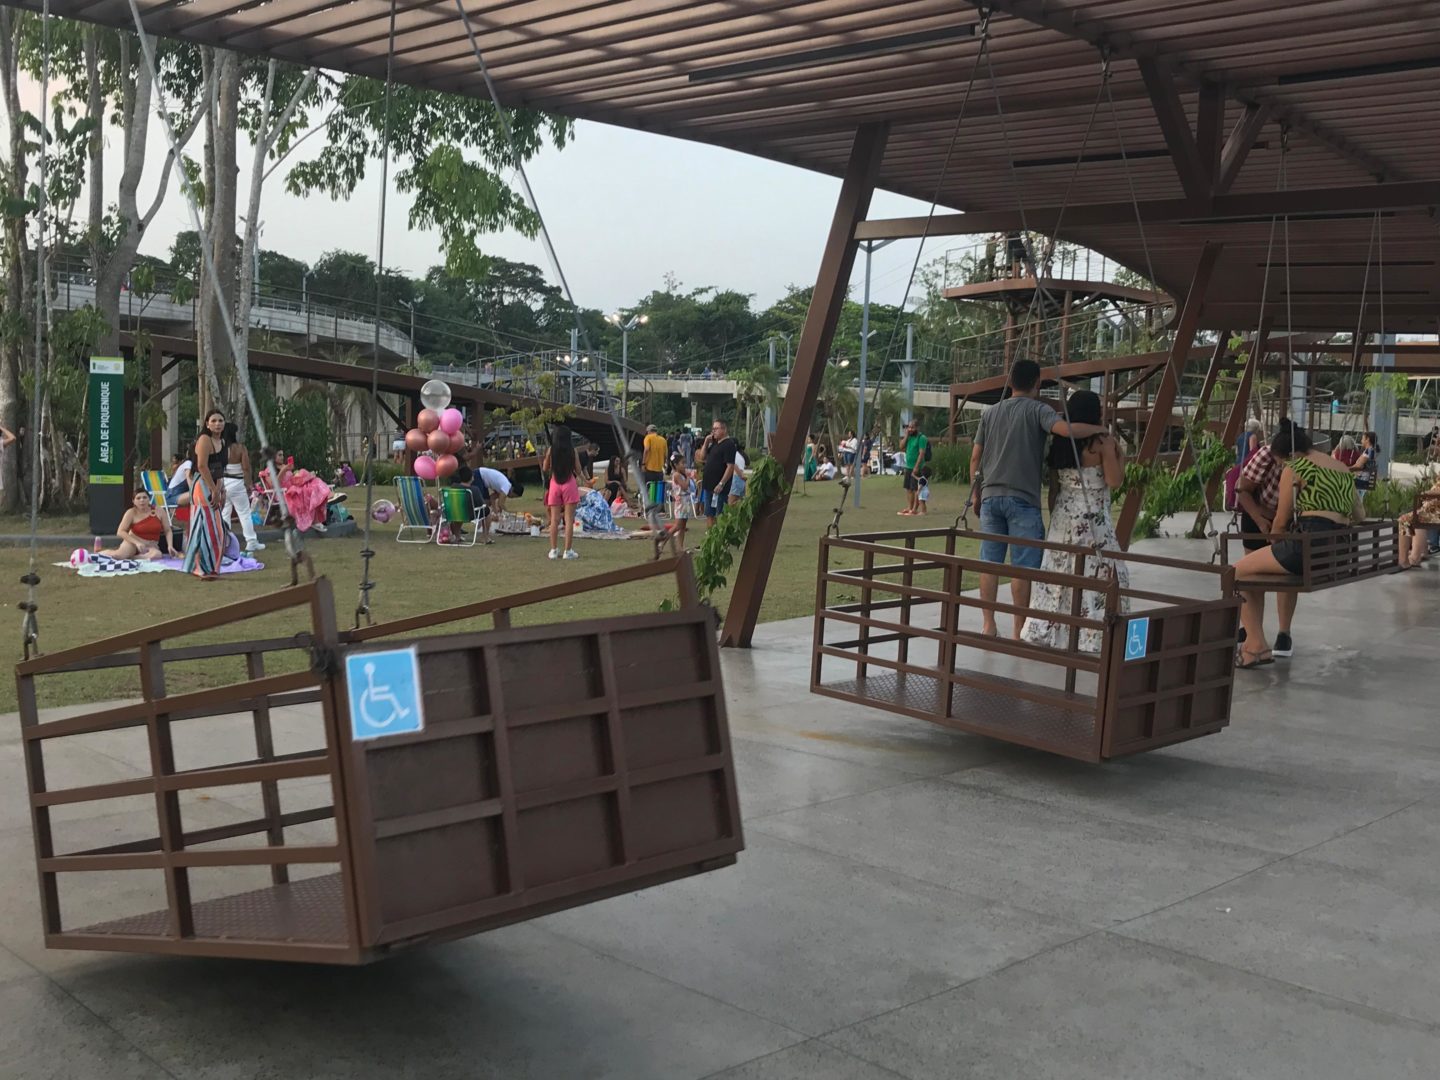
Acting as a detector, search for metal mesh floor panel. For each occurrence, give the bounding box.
[820,670,1099,760]
[72,872,349,945]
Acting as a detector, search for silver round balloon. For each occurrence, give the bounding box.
[419,379,452,412]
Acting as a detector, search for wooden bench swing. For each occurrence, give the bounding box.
[1221,518,1399,592]
[16,557,742,964]
[812,526,1241,764]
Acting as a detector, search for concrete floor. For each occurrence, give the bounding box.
[2,539,1439,1078]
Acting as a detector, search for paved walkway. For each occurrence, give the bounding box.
[1,540,1438,1078]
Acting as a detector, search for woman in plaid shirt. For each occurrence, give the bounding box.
[1233,420,1303,663]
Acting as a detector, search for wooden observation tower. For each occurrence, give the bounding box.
[945,233,1171,374]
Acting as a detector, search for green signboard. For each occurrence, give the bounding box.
[88,356,126,534]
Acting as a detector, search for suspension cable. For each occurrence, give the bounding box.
[355,0,397,629]
[979,37,1110,545]
[862,7,992,419]
[448,0,656,525]
[19,0,52,659]
[121,0,310,584]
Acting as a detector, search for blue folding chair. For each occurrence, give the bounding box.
[393,475,438,543]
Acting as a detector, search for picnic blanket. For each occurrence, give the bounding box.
[57,554,265,577]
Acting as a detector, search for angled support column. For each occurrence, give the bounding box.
[1115,242,1222,547]
[1138,58,1210,201]
[1216,103,1272,195]
[721,123,889,648]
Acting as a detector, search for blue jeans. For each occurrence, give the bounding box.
[978,496,1045,569]
[701,488,727,518]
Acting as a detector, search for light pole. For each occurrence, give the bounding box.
[853,238,894,508]
[302,268,312,357]
[606,311,648,413]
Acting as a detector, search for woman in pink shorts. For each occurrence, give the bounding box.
[542,424,582,560]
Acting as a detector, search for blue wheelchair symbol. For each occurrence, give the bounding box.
[345,647,424,740]
[1123,617,1150,662]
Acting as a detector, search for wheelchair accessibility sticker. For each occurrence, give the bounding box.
[1124,617,1150,662]
[345,647,424,740]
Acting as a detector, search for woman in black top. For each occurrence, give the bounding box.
[181,409,228,579]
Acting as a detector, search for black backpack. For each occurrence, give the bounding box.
[922,439,933,463]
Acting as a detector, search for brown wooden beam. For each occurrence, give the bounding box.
[1115,241,1222,547]
[1138,58,1210,200]
[975,0,1398,183]
[1216,102,1273,195]
[1195,81,1225,190]
[854,180,1440,240]
[721,122,889,649]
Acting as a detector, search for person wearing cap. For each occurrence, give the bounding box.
[642,424,668,510]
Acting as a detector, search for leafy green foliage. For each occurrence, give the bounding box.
[284,80,570,277]
[1118,433,1233,541]
[692,455,786,603]
[265,393,332,476]
[928,441,973,485]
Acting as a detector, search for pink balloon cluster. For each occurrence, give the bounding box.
[405,407,466,480]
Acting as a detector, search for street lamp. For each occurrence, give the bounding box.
[302,267,312,357]
[606,311,649,412]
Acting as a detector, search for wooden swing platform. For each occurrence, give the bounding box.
[14,556,741,964]
[811,527,1241,763]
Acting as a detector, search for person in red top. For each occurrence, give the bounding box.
[1233,419,1302,659]
[96,489,173,560]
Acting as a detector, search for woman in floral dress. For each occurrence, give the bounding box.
[1021,391,1129,653]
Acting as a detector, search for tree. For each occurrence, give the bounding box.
[732,364,778,453]
[286,80,572,279]
[26,28,211,357]
[817,363,857,456]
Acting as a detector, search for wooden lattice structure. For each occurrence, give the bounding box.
[812,528,1240,763]
[16,559,740,963]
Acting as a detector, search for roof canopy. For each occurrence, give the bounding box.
[18,0,1440,332]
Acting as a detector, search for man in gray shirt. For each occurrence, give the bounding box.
[968,359,1106,638]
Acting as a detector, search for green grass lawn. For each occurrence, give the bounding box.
[0,474,974,711]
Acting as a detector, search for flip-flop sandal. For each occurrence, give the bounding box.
[1235,648,1274,670]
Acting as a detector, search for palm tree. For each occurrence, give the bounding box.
[872,386,905,442]
[295,345,373,461]
[817,362,857,458]
[733,364,779,451]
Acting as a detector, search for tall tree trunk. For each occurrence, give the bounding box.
[83,28,102,276]
[0,10,28,510]
[232,59,314,441]
[94,34,207,357]
[201,50,239,416]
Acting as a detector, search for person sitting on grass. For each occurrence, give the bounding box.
[813,452,837,481]
[96,489,173,561]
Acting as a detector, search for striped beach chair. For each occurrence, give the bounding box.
[393,475,438,543]
[139,468,177,512]
[139,468,187,545]
[437,485,490,547]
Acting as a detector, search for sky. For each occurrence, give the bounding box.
[14,69,953,317]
